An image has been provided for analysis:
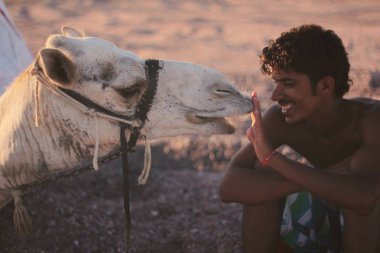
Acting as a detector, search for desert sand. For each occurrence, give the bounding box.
[1,0,379,252]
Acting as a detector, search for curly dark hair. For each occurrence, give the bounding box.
[260,24,351,98]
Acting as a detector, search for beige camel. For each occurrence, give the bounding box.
[0,27,251,233]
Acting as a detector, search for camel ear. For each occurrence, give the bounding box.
[61,26,85,37]
[38,48,77,87]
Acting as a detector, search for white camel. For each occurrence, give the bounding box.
[0,27,251,233]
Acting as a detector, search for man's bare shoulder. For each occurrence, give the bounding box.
[349,97,380,110]
[347,98,380,176]
[348,97,380,120]
[349,97,380,143]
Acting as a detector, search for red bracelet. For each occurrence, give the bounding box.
[261,150,278,166]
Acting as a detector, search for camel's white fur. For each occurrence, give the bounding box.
[0,28,251,211]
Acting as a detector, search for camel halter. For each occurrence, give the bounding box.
[19,59,161,251]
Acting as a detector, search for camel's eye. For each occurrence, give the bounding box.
[114,79,148,100]
[115,85,141,99]
[214,89,237,96]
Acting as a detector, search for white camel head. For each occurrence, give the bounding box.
[0,27,252,212]
[38,27,252,140]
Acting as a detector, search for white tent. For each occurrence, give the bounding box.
[0,0,32,94]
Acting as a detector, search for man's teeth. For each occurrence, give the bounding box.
[281,103,294,112]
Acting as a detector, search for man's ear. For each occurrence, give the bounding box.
[317,76,335,95]
[37,48,78,87]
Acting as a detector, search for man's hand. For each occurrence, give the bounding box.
[246,92,274,164]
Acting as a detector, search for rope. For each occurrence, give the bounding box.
[30,69,143,174]
[12,190,33,236]
[31,71,141,128]
[29,67,157,184]
[91,110,100,171]
[27,62,158,252]
[34,75,41,127]
[138,134,152,185]
[120,126,131,251]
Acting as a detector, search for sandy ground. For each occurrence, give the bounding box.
[1,0,380,252]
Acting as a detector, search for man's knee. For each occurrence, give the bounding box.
[241,201,285,253]
[242,199,285,226]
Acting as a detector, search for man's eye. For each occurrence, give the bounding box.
[283,81,295,87]
[273,79,295,87]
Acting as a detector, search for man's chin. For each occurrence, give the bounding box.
[284,115,299,124]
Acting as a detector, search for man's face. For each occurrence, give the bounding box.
[270,70,322,124]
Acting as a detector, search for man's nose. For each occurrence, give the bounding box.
[271,85,284,102]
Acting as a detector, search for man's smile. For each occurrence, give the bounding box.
[278,100,295,114]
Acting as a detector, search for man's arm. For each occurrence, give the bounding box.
[219,137,355,206]
[262,108,380,215]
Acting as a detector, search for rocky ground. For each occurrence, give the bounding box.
[0,137,247,253]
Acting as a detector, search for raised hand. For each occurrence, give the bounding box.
[246,91,275,165]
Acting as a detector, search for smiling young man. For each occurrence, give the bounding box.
[220,24,380,253]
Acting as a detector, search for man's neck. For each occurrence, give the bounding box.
[300,98,347,138]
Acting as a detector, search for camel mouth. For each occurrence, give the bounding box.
[186,112,236,133]
[186,108,228,123]
[187,114,225,123]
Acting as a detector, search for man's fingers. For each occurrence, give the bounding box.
[252,92,261,113]
[250,91,256,127]
[246,127,255,142]
[251,112,255,127]
[251,91,262,125]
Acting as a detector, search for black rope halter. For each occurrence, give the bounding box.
[63,59,161,252]
[126,59,161,148]
[119,59,161,252]
[29,59,161,252]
